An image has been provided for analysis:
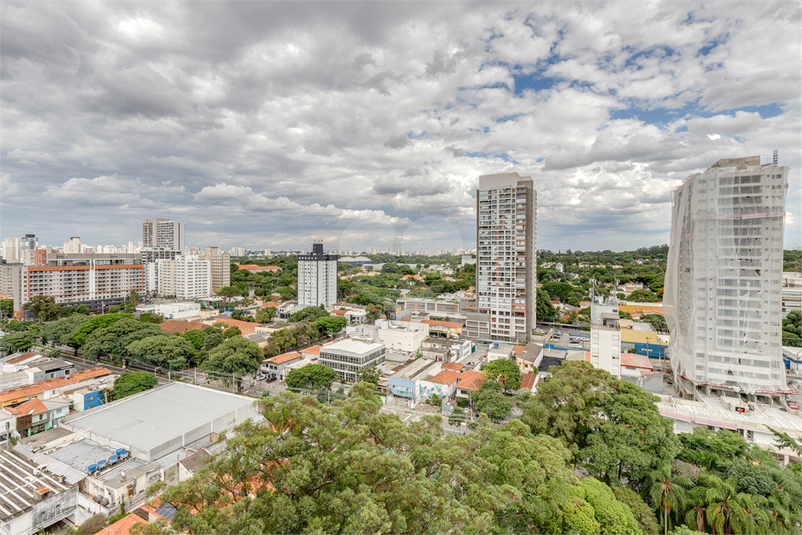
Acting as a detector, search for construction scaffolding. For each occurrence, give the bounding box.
[664,156,791,396]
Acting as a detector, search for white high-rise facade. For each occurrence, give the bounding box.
[465,172,537,343]
[142,218,185,251]
[153,255,211,299]
[664,156,789,396]
[297,243,338,308]
[200,247,231,290]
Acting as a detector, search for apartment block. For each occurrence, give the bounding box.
[11,253,145,319]
[152,255,211,299]
[465,173,537,343]
[297,243,337,308]
[664,156,789,396]
[142,218,185,251]
[200,247,231,290]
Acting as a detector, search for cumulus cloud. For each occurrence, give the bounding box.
[0,1,799,250]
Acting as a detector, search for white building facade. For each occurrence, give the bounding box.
[319,338,386,382]
[465,173,537,342]
[297,243,338,308]
[664,156,789,397]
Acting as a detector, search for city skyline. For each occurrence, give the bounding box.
[2,2,800,252]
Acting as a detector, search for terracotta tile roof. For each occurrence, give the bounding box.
[0,367,113,405]
[6,398,48,417]
[259,301,281,308]
[421,319,463,329]
[621,353,653,370]
[512,344,526,356]
[440,362,464,371]
[263,352,303,365]
[428,370,461,386]
[520,371,536,390]
[330,310,347,316]
[301,345,321,355]
[238,264,281,271]
[456,370,487,392]
[95,514,149,535]
[6,352,40,364]
[159,320,206,334]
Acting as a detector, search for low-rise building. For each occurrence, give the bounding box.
[455,370,487,399]
[420,338,472,361]
[0,449,80,535]
[137,302,201,321]
[486,343,514,363]
[5,398,71,437]
[346,320,429,353]
[261,352,304,381]
[0,367,114,410]
[319,338,385,383]
[514,342,544,373]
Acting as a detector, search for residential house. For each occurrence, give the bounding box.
[455,370,487,399]
[514,342,544,373]
[6,397,71,437]
[261,352,304,381]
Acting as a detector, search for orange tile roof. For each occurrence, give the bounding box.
[421,319,463,329]
[440,362,465,371]
[621,353,653,370]
[301,345,321,355]
[455,370,487,392]
[330,310,347,316]
[0,367,112,405]
[263,352,302,365]
[520,371,536,390]
[238,264,281,271]
[512,345,526,356]
[95,514,149,535]
[6,398,48,417]
[213,318,261,334]
[6,352,40,364]
[259,301,281,308]
[159,320,206,334]
[428,370,461,386]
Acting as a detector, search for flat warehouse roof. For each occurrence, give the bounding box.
[60,383,258,454]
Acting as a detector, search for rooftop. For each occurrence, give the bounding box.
[455,370,487,392]
[159,320,206,334]
[95,513,150,535]
[322,338,385,355]
[0,449,73,522]
[427,370,461,386]
[263,352,303,365]
[60,383,260,458]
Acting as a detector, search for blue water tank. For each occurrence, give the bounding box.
[96,459,107,469]
[115,448,125,456]
[120,451,129,459]
[108,455,118,464]
[88,464,97,473]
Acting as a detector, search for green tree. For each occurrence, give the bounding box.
[202,331,225,351]
[473,381,512,421]
[448,407,467,426]
[644,463,690,535]
[223,326,242,338]
[355,366,381,386]
[216,286,241,306]
[315,315,347,335]
[83,318,164,361]
[536,287,558,322]
[40,314,89,348]
[0,331,35,353]
[24,295,62,322]
[255,307,276,323]
[480,359,522,390]
[128,290,140,307]
[112,372,158,400]
[70,313,132,346]
[138,312,163,324]
[182,329,209,351]
[285,363,337,390]
[289,305,329,323]
[612,485,661,535]
[126,335,196,370]
[628,289,659,302]
[0,298,12,318]
[203,336,262,376]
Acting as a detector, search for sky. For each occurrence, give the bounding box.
[1,1,800,253]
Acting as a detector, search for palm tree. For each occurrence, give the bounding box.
[703,475,743,535]
[683,487,708,533]
[646,463,690,535]
[128,290,140,307]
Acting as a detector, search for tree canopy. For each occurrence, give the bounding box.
[480,359,522,390]
[285,363,337,391]
[111,372,158,400]
[203,336,263,376]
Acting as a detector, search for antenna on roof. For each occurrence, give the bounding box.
[773,150,778,166]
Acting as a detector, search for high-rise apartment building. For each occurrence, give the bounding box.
[152,255,211,299]
[297,243,338,308]
[200,247,231,290]
[664,156,789,397]
[142,218,185,251]
[63,237,82,254]
[1,238,22,263]
[11,253,144,319]
[464,173,537,343]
